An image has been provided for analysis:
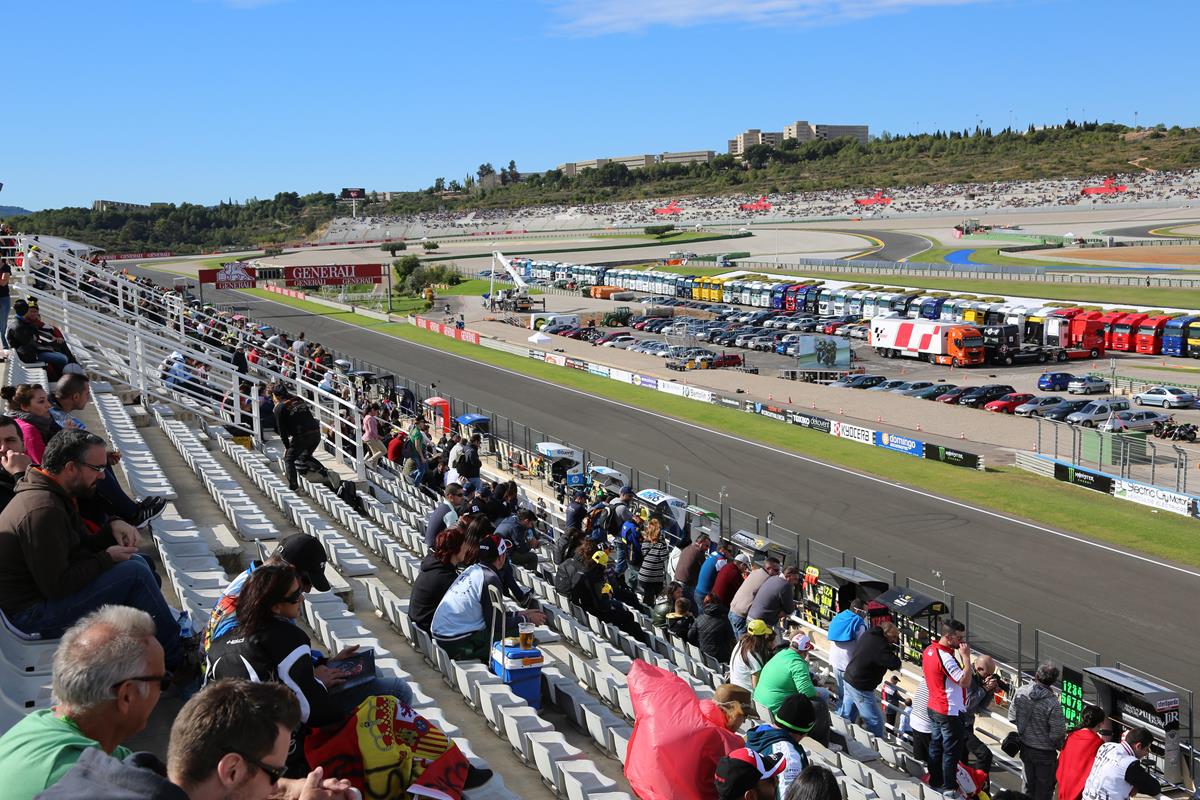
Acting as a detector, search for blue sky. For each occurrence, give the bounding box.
[6,0,1197,210]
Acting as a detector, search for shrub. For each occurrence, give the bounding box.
[644,224,676,236]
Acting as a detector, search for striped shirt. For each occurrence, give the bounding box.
[638,538,671,584]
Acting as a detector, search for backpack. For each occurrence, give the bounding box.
[337,480,365,516]
[586,506,613,538]
[554,557,585,597]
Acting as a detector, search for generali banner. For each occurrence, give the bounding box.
[198,262,257,289]
[283,264,385,286]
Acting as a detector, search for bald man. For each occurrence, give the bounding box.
[963,654,1003,771]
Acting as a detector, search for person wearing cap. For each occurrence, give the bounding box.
[610,513,642,589]
[729,558,781,640]
[565,489,588,531]
[840,621,902,737]
[712,552,752,607]
[608,485,636,526]
[753,633,831,746]
[714,747,787,800]
[745,693,815,798]
[572,542,650,644]
[431,534,546,661]
[730,618,776,692]
[203,534,415,713]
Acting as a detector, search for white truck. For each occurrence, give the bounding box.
[869,316,986,367]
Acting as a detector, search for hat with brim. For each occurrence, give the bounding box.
[714,747,786,800]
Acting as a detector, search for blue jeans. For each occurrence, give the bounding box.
[460,476,483,494]
[0,296,10,348]
[833,668,858,722]
[928,711,965,790]
[728,612,747,639]
[36,350,69,369]
[840,684,885,736]
[330,673,414,718]
[12,555,183,669]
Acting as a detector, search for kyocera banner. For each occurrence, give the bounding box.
[282,264,385,286]
[830,420,874,444]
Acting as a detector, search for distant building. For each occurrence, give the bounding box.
[783,121,869,145]
[91,200,151,212]
[609,154,656,170]
[727,129,784,156]
[659,150,715,165]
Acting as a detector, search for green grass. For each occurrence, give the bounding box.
[1153,225,1200,239]
[233,287,1200,565]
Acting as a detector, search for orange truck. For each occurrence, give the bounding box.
[870,317,985,366]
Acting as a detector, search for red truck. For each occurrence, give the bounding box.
[1093,311,1128,350]
[1045,309,1106,359]
[1109,313,1149,352]
[1134,315,1178,355]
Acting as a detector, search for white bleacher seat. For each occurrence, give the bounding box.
[499,704,554,762]
[557,760,618,800]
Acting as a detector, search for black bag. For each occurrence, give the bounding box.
[1001,731,1022,757]
[337,480,365,516]
[554,557,585,597]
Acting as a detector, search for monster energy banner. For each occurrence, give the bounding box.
[923,443,982,470]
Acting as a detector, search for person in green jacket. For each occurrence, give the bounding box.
[0,606,164,798]
[752,633,831,746]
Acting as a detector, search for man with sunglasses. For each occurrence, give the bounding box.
[424,482,465,547]
[0,606,167,798]
[0,430,184,669]
[37,678,358,800]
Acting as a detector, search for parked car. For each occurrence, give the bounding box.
[958,384,1017,408]
[1041,399,1091,422]
[1067,376,1111,395]
[984,393,1035,413]
[830,374,885,389]
[1134,386,1197,408]
[890,381,935,394]
[1037,372,1075,392]
[1014,396,1065,417]
[602,335,638,349]
[1065,397,1132,427]
[936,387,972,404]
[867,380,911,392]
[1098,409,1171,433]
[786,317,818,331]
[844,324,869,340]
[906,383,955,399]
[822,320,850,335]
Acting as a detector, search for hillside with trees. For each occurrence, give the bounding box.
[7,122,1199,254]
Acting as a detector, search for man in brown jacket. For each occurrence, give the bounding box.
[0,430,182,667]
[672,531,711,608]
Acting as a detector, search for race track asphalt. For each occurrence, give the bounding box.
[166,273,1200,693]
[824,229,932,262]
[1099,221,1200,238]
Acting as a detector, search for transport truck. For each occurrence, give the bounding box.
[870,317,985,366]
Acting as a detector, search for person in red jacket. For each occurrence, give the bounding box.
[711,553,751,606]
[1057,705,1111,800]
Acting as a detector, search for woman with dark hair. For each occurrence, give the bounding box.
[695,592,736,664]
[783,764,842,800]
[1,383,60,465]
[636,517,669,605]
[409,526,477,631]
[652,581,685,628]
[1056,704,1111,800]
[206,564,413,723]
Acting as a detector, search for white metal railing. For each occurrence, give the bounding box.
[11,236,367,478]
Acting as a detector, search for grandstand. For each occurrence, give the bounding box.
[318,170,1200,243]
[0,236,1190,799]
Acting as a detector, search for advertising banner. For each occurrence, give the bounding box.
[830,420,875,444]
[1052,462,1113,493]
[719,397,742,409]
[588,364,611,378]
[923,443,982,470]
[758,404,788,422]
[683,386,715,403]
[637,375,659,390]
[545,353,567,367]
[282,264,385,286]
[658,381,686,397]
[1113,479,1194,516]
[103,251,174,261]
[565,358,587,371]
[527,349,544,360]
[199,262,257,289]
[609,368,632,383]
[874,431,924,457]
[788,411,832,434]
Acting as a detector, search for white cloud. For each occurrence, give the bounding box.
[549,0,993,35]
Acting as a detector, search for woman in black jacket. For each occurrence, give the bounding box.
[409,526,476,631]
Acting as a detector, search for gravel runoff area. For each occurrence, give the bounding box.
[1055,245,1200,265]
